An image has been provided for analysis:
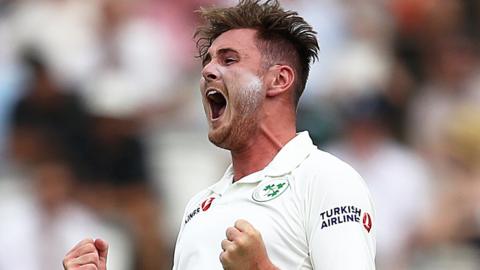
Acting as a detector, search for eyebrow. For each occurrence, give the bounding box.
[203,47,240,66]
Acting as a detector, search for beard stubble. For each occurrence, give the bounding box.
[208,73,264,150]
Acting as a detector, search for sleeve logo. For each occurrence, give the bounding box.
[320,205,373,233]
[201,197,215,211]
[184,196,216,224]
[362,212,372,232]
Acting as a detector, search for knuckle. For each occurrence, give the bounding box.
[226,245,236,253]
[80,263,97,270]
[85,243,96,251]
[226,227,234,237]
[236,237,247,248]
[83,238,95,244]
[246,228,259,239]
[219,251,227,263]
[62,258,68,266]
[88,253,100,263]
[221,239,229,248]
[234,220,242,227]
[63,258,74,269]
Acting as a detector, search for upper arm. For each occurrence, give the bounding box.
[305,163,376,269]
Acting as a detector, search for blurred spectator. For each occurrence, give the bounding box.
[292,0,396,146]
[0,154,133,270]
[0,2,26,161]
[0,87,24,161]
[7,47,169,269]
[82,0,186,119]
[412,106,480,270]
[407,35,480,171]
[1,49,134,269]
[328,94,432,270]
[7,0,101,86]
[10,50,91,169]
[79,113,170,270]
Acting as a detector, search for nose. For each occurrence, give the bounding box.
[201,61,220,82]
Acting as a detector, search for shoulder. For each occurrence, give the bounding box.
[176,187,212,235]
[297,149,373,209]
[300,150,376,241]
[301,149,365,187]
[183,188,212,213]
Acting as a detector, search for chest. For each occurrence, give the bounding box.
[177,179,310,269]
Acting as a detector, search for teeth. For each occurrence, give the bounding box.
[206,89,219,97]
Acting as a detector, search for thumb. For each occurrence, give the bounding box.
[94,238,109,262]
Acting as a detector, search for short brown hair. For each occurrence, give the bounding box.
[195,0,319,105]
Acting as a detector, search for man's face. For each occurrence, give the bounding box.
[200,29,266,150]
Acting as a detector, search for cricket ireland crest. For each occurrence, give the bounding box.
[252,177,290,202]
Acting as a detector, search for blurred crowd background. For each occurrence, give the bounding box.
[0,0,479,269]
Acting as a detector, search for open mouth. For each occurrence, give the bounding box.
[206,89,227,120]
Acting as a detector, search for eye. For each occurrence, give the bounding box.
[224,58,237,65]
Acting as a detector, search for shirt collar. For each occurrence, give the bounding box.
[263,131,315,177]
[208,164,234,195]
[208,131,315,194]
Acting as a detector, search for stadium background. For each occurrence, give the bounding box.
[0,0,479,269]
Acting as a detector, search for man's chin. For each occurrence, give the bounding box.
[208,128,232,150]
[207,116,257,151]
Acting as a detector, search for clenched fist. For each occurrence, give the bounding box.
[63,238,109,270]
[220,219,279,270]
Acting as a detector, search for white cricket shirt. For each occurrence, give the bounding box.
[173,132,376,269]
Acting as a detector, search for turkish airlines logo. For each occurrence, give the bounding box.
[362,212,372,233]
[320,205,361,229]
[201,197,215,211]
[320,205,373,233]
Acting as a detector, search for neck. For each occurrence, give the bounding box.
[230,123,296,182]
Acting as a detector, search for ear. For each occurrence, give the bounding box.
[265,65,295,97]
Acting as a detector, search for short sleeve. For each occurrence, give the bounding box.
[305,161,376,270]
[172,191,208,270]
